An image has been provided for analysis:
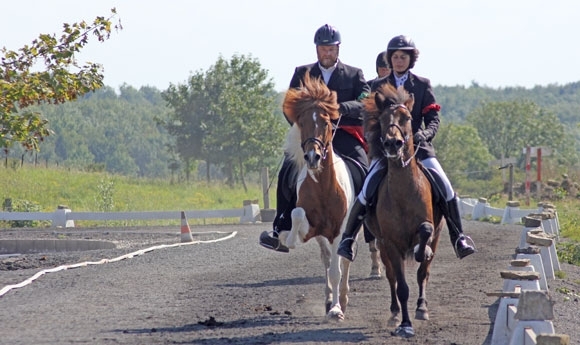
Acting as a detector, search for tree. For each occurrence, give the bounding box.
[0,8,121,152]
[434,123,494,181]
[466,100,568,161]
[160,54,285,189]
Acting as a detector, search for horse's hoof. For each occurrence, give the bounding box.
[326,306,345,322]
[369,266,381,279]
[415,309,429,321]
[394,325,415,338]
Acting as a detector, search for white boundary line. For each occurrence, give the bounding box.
[0,231,237,297]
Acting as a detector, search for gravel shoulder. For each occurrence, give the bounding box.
[0,221,578,345]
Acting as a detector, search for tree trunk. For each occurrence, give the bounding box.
[238,156,247,192]
[205,160,211,183]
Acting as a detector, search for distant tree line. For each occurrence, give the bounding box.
[5,74,580,189]
[3,22,580,192]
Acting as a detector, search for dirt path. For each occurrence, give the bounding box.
[0,221,578,344]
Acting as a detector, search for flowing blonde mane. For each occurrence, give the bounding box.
[282,71,339,166]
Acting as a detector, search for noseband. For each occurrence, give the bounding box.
[302,137,328,160]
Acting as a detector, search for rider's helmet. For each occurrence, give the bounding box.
[314,24,341,46]
[375,51,388,73]
[386,35,419,70]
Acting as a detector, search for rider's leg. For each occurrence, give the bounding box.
[337,159,384,261]
[259,157,296,253]
[421,157,475,259]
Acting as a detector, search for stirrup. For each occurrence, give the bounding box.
[259,231,289,253]
[453,234,476,259]
[337,237,358,262]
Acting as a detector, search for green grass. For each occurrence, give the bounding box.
[2,165,579,265]
[1,166,273,227]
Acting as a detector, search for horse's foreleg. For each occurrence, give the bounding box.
[324,240,344,321]
[381,249,400,326]
[414,222,434,263]
[394,261,415,338]
[287,207,309,249]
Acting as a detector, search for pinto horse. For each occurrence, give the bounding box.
[279,72,355,321]
[363,84,443,338]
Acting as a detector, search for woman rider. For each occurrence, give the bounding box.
[337,35,475,261]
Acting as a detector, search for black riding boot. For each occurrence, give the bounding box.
[337,199,366,262]
[445,195,475,259]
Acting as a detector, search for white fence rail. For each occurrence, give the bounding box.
[0,202,262,227]
[458,197,557,226]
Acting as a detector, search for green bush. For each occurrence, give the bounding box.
[8,199,43,228]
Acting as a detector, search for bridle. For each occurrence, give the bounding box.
[300,110,340,161]
[301,137,328,160]
[380,103,418,167]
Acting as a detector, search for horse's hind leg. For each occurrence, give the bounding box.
[338,257,351,314]
[315,237,333,314]
[369,240,381,278]
[415,260,432,321]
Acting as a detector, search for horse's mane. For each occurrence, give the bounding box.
[283,72,339,167]
[363,84,412,160]
[284,124,304,171]
[283,72,339,124]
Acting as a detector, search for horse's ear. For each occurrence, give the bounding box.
[375,91,387,113]
[406,93,415,111]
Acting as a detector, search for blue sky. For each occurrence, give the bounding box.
[2,0,578,92]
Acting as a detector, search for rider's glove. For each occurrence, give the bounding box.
[414,131,427,144]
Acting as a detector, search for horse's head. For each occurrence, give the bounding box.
[363,84,415,164]
[283,72,339,170]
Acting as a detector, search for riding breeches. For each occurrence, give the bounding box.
[357,156,455,205]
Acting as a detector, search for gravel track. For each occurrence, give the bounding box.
[0,221,578,345]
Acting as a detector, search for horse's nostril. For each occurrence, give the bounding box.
[395,140,403,149]
[383,138,395,149]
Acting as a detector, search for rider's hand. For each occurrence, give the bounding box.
[414,131,427,144]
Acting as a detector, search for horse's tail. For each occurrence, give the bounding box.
[284,124,306,171]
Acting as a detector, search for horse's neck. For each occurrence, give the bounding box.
[388,150,422,182]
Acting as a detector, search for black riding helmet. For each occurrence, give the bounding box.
[386,35,419,70]
[314,24,341,46]
[375,51,388,74]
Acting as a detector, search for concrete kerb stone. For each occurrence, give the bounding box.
[518,216,557,280]
[515,253,548,291]
[502,259,544,292]
[491,290,557,345]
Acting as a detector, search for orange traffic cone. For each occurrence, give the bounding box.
[180,211,193,243]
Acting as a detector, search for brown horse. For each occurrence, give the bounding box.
[278,72,355,321]
[363,84,443,338]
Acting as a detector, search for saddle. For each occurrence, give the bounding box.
[335,152,367,195]
[279,153,367,205]
[365,160,446,208]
